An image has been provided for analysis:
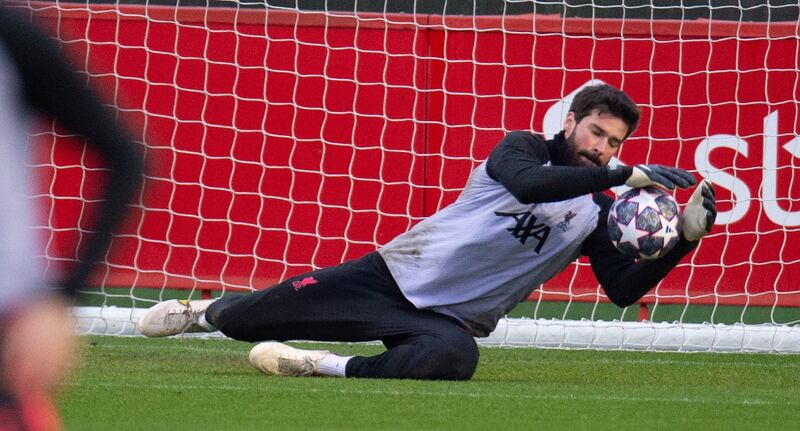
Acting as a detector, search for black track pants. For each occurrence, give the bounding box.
[205,252,479,380]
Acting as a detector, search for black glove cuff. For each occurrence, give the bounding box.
[608,165,634,185]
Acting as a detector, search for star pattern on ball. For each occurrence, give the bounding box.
[607,186,681,260]
[618,214,648,246]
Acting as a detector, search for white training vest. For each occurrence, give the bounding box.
[0,41,48,315]
[379,162,601,336]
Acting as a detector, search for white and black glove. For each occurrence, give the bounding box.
[625,164,697,190]
[682,180,717,242]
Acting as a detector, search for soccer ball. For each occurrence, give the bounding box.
[607,187,681,260]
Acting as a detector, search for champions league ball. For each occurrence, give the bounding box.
[607,187,681,260]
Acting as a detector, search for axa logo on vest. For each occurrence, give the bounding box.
[494,211,551,253]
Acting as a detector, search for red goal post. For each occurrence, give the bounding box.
[22,2,800,330]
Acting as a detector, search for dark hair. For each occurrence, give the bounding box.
[569,84,640,140]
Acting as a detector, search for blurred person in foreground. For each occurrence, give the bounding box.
[0,6,142,430]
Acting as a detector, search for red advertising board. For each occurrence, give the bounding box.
[30,4,800,306]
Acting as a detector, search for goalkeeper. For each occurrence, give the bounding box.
[139,84,716,381]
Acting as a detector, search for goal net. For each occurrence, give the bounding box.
[18,0,800,352]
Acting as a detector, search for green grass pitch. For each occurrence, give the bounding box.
[60,336,799,430]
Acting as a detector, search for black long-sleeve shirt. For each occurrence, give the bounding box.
[486,131,696,307]
[0,7,143,299]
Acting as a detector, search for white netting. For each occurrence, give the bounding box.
[17,0,800,351]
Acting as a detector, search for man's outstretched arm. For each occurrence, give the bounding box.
[583,187,716,307]
[486,131,694,204]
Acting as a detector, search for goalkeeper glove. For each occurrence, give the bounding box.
[625,164,697,190]
[682,180,717,242]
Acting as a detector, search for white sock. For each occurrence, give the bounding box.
[197,313,216,332]
[317,354,352,377]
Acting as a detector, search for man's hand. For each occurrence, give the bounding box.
[625,165,697,190]
[682,180,717,242]
[2,297,79,399]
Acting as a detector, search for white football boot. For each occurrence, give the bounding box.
[137,299,215,337]
[249,342,331,377]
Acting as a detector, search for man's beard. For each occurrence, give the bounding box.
[564,130,602,167]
